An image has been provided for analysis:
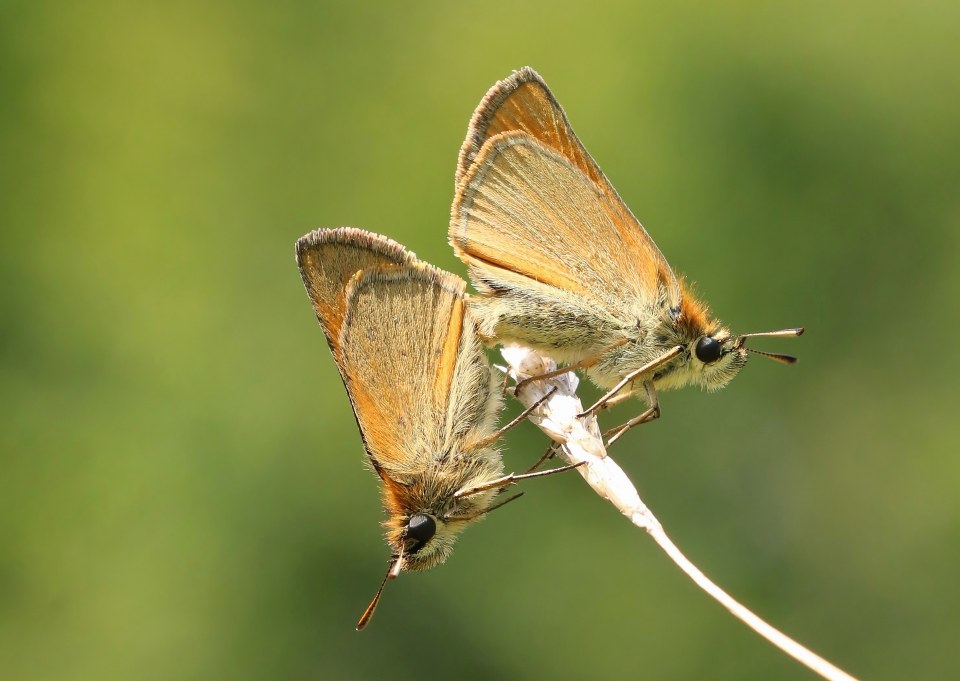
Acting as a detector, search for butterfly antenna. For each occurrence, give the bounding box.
[738,327,804,340]
[356,550,404,631]
[746,346,798,365]
[737,327,803,365]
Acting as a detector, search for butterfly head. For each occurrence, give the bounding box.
[682,328,748,391]
[356,461,505,630]
[663,289,803,392]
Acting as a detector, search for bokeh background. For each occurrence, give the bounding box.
[3,1,959,679]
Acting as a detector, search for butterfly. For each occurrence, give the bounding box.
[296,227,576,628]
[450,67,801,443]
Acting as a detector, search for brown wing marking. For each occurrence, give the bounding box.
[295,227,416,357]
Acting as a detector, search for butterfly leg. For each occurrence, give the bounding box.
[523,442,559,474]
[588,389,635,413]
[579,345,683,417]
[449,414,560,522]
[452,460,586,499]
[442,491,526,522]
[512,338,631,396]
[469,387,557,449]
[458,443,560,521]
[603,381,660,447]
[498,366,512,396]
[512,360,590,396]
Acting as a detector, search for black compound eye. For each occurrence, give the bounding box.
[405,514,436,553]
[695,336,723,364]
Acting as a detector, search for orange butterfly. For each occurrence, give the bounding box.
[451,68,802,443]
[296,227,577,628]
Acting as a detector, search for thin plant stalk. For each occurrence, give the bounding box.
[499,345,859,681]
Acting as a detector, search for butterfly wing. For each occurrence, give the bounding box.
[338,264,501,479]
[457,66,602,188]
[296,227,416,358]
[451,68,680,315]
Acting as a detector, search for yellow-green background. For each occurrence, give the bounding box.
[3,2,958,680]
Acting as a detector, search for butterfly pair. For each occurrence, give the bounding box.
[296,67,801,629]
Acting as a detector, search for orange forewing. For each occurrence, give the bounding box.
[336,265,470,475]
[456,67,601,188]
[451,67,680,310]
[453,132,677,310]
[296,228,416,358]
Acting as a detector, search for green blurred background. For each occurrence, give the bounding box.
[3,1,958,679]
